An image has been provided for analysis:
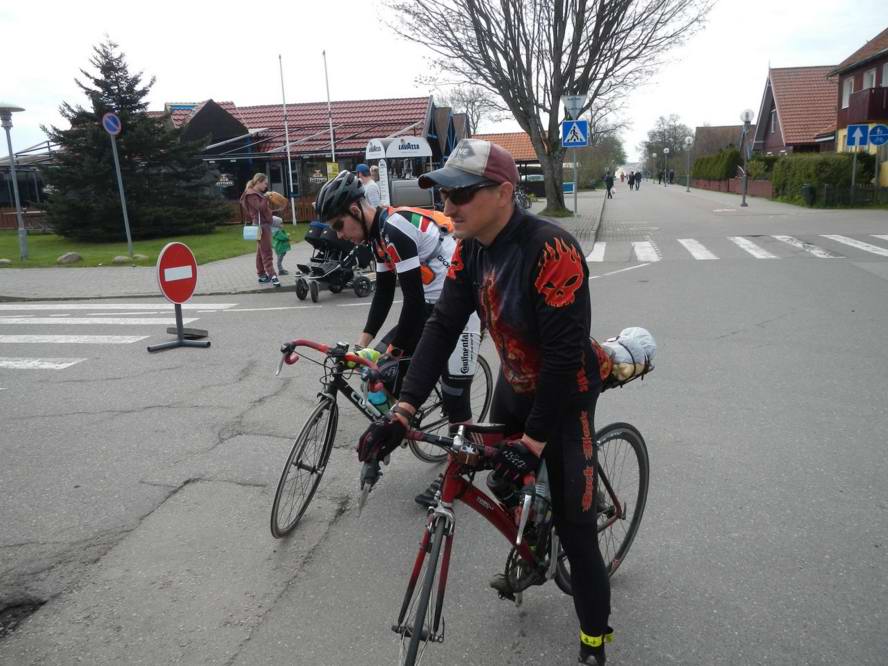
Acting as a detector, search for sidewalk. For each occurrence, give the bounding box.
[0,193,606,302]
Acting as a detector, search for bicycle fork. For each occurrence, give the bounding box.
[392,513,453,644]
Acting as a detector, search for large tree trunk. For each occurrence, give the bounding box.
[540,153,566,212]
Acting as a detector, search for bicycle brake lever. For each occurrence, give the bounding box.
[358,460,382,514]
[275,353,286,376]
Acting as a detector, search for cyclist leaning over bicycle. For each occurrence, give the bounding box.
[357,139,613,665]
[315,171,481,501]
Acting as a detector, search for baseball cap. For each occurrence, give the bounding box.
[419,139,519,189]
[355,163,370,175]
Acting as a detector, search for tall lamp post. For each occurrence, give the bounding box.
[663,147,670,187]
[685,135,694,192]
[1,103,27,259]
[740,109,755,207]
[652,152,657,180]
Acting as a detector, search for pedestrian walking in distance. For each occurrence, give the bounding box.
[627,171,635,190]
[604,172,614,199]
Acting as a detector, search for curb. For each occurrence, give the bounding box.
[592,192,607,246]
[0,284,297,303]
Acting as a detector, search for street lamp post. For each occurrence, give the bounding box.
[663,147,670,187]
[740,109,755,207]
[0,103,27,259]
[685,135,694,192]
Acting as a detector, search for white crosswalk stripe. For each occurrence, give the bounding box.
[586,243,606,262]
[727,236,778,259]
[873,235,888,243]
[632,241,661,262]
[772,235,843,259]
[821,235,888,258]
[0,335,150,344]
[0,357,87,370]
[677,238,718,260]
[0,302,231,371]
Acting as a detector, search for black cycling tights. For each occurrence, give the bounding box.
[490,372,611,637]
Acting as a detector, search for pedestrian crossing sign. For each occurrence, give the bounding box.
[562,120,589,148]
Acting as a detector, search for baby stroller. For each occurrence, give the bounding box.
[295,221,375,302]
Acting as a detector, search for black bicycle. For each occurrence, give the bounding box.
[270,340,493,537]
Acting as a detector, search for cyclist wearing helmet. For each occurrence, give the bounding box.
[355,140,612,664]
[315,171,481,482]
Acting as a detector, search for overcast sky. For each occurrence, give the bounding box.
[3,1,885,162]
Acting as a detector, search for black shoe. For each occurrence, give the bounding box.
[258,275,270,284]
[414,475,443,509]
[489,573,516,601]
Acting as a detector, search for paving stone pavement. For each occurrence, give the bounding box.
[0,194,605,302]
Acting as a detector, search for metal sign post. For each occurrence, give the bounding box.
[561,94,588,215]
[102,112,134,259]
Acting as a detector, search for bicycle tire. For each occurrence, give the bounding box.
[554,422,649,593]
[408,354,494,464]
[400,517,446,665]
[270,398,339,537]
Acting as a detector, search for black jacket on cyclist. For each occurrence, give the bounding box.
[398,207,604,442]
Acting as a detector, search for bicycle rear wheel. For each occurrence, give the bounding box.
[554,422,649,593]
[397,517,447,666]
[408,354,493,464]
[270,398,339,537]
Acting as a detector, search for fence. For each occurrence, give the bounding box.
[0,208,51,232]
[813,184,888,207]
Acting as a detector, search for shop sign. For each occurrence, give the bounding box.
[327,162,340,179]
[309,169,327,184]
[215,173,235,188]
[385,136,433,159]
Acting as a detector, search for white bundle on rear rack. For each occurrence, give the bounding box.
[601,327,656,382]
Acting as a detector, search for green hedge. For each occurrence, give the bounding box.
[746,155,779,180]
[771,153,875,200]
[691,148,742,180]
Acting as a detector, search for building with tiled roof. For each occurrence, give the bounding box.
[148,95,470,219]
[829,26,888,184]
[693,125,755,157]
[752,66,837,153]
[472,132,538,162]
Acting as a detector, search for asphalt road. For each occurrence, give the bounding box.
[1,185,887,664]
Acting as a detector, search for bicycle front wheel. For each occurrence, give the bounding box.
[408,354,493,464]
[270,398,339,537]
[554,422,649,593]
[399,517,447,666]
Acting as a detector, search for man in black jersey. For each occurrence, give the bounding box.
[357,139,613,664]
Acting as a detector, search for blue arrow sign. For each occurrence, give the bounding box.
[846,123,869,147]
[562,120,590,148]
[102,112,122,137]
[869,124,888,147]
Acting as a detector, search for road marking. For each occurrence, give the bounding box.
[728,236,778,259]
[226,305,320,312]
[632,241,661,262]
[337,300,402,308]
[821,235,888,257]
[87,312,164,316]
[772,235,842,259]
[0,303,235,311]
[677,239,718,260]
[713,208,736,212]
[0,335,149,344]
[0,357,87,370]
[0,317,198,326]
[586,243,606,262]
[873,235,888,243]
[589,263,652,280]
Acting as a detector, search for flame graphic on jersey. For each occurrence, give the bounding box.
[447,240,465,280]
[480,269,539,393]
[534,237,584,308]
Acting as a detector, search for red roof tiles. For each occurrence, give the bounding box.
[156,97,432,157]
[471,132,538,162]
[832,26,888,75]
[769,66,837,145]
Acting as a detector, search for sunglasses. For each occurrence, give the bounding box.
[439,182,500,206]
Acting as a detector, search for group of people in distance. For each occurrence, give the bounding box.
[310,138,614,665]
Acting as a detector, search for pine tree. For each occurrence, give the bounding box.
[43,39,230,241]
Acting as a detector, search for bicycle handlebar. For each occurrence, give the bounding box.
[279,339,379,370]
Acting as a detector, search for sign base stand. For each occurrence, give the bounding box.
[147,304,211,353]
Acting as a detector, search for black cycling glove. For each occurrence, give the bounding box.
[493,440,541,484]
[357,412,407,462]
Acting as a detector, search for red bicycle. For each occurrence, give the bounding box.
[381,411,649,665]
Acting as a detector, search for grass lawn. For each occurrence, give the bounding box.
[0,223,309,268]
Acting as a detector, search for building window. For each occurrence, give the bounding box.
[863,68,876,90]
[769,108,776,134]
[882,62,888,87]
[842,77,854,108]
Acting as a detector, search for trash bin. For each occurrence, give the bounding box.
[800,184,816,206]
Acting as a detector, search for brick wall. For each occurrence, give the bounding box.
[692,178,773,199]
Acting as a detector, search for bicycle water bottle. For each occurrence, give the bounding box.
[367,388,391,414]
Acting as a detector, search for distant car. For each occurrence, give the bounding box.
[520,174,545,198]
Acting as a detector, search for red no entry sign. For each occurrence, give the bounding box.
[156,242,198,304]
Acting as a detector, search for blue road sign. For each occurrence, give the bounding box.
[869,124,888,147]
[562,120,589,148]
[563,181,575,194]
[102,112,122,136]
[846,124,869,147]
